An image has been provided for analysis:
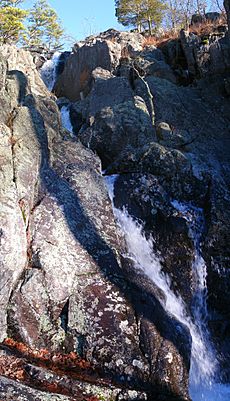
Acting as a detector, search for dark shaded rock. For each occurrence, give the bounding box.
[224,0,230,39]
[205,12,221,22]
[191,14,205,25]
[180,28,230,77]
[69,98,89,134]
[140,46,165,62]
[145,60,177,83]
[56,51,71,76]
[79,74,155,168]
[156,122,192,148]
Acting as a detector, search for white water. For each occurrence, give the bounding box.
[60,105,74,135]
[40,52,61,91]
[106,175,230,401]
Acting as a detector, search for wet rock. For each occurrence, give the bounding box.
[113,173,195,306]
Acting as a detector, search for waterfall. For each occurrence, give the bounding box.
[60,105,74,135]
[105,175,230,401]
[40,51,61,91]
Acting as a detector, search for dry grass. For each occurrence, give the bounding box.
[189,15,226,36]
[142,14,227,50]
[142,30,179,48]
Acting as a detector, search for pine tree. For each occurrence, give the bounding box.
[26,0,64,49]
[0,1,27,44]
[115,0,144,32]
[0,0,23,6]
[141,0,167,34]
[115,0,166,34]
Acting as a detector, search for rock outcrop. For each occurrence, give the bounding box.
[0,21,230,400]
[61,28,230,385]
[0,43,193,401]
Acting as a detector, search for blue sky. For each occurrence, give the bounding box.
[22,0,222,49]
[23,0,125,47]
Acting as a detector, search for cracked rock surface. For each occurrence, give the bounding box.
[0,44,192,401]
[0,23,230,400]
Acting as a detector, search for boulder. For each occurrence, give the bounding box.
[140,45,165,62]
[54,39,122,101]
[0,45,50,97]
[79,74,155,168]
[91,29,145,56]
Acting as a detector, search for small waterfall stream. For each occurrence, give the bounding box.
[40,52,74,137]
[106,175,230,401]
[40,51,61,91]
[60,105,73,135]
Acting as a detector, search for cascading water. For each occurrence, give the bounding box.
[60,105,74,135]
[40,52,74,136]
[40,51,61,91]
[106,175,230,401]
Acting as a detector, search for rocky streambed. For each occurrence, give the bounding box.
[0,19,230,401]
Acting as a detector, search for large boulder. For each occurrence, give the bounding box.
[79,74,155,169]
[0,45,50,97]
[54,39,122,101]
[54,29,146,102]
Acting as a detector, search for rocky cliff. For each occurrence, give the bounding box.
[0,15,229,401]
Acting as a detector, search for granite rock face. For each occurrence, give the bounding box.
[0,21,230,400]
[65,29,230,384]
[0,44,193,401]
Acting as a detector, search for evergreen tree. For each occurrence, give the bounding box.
[0,1,27,44]
[142,0,167,34]
[26,0,64,49]
[115,0,144,32]
[0,0,23,6]
[115,0,166,34]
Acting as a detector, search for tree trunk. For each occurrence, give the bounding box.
[148,17,152,36]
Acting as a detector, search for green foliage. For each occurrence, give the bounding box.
[0,5,27,43]
[26,0,64,49]
[0,0,24,6]
[115,0,167,34]
[0,0,64,48]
